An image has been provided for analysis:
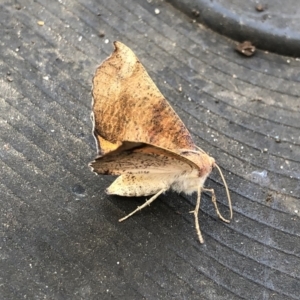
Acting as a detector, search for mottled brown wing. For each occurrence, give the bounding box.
[90,143,214,178]
[92,41,196,156]
[90,144,196,176]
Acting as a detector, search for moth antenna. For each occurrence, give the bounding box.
[195,145,206,154]
[214,163,233,220]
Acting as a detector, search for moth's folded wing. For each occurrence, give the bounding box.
[89,146,193,176]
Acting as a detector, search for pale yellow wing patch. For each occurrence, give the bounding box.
[107,173,172,197]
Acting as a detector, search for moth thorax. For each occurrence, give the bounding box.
[171,168,204,195]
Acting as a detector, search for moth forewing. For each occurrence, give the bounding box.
[90,144,198,176]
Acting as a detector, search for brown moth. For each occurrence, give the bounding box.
[90,41,232,243]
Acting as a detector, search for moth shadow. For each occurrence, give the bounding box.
[108,193,175,219]
[107,191,199,241]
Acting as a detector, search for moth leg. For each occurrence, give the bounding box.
[202,188,231,223]
[119,189,167,222]
[190,183,204,244]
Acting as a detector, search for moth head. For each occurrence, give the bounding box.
[209,156,216,170]
[197,151,215,176]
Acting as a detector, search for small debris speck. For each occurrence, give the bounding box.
[192,9,200,17]
[250,98,263,102]
[99,32,105,38]
[256,4,267,12]
[104,39,109,44]
[263,148,268,153]
[265,193,272,202]
[275,136,281,143]
[154,8,160,14]
[236,41,256,57]
[37,21,45,26]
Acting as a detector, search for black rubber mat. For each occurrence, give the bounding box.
[167,0,300,56]
[1,0,299,299]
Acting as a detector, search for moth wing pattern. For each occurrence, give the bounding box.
[90,144,199,176]
[90,144,197,197]
[92,41,196,156]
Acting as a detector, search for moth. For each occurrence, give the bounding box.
[89,41,232,243]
